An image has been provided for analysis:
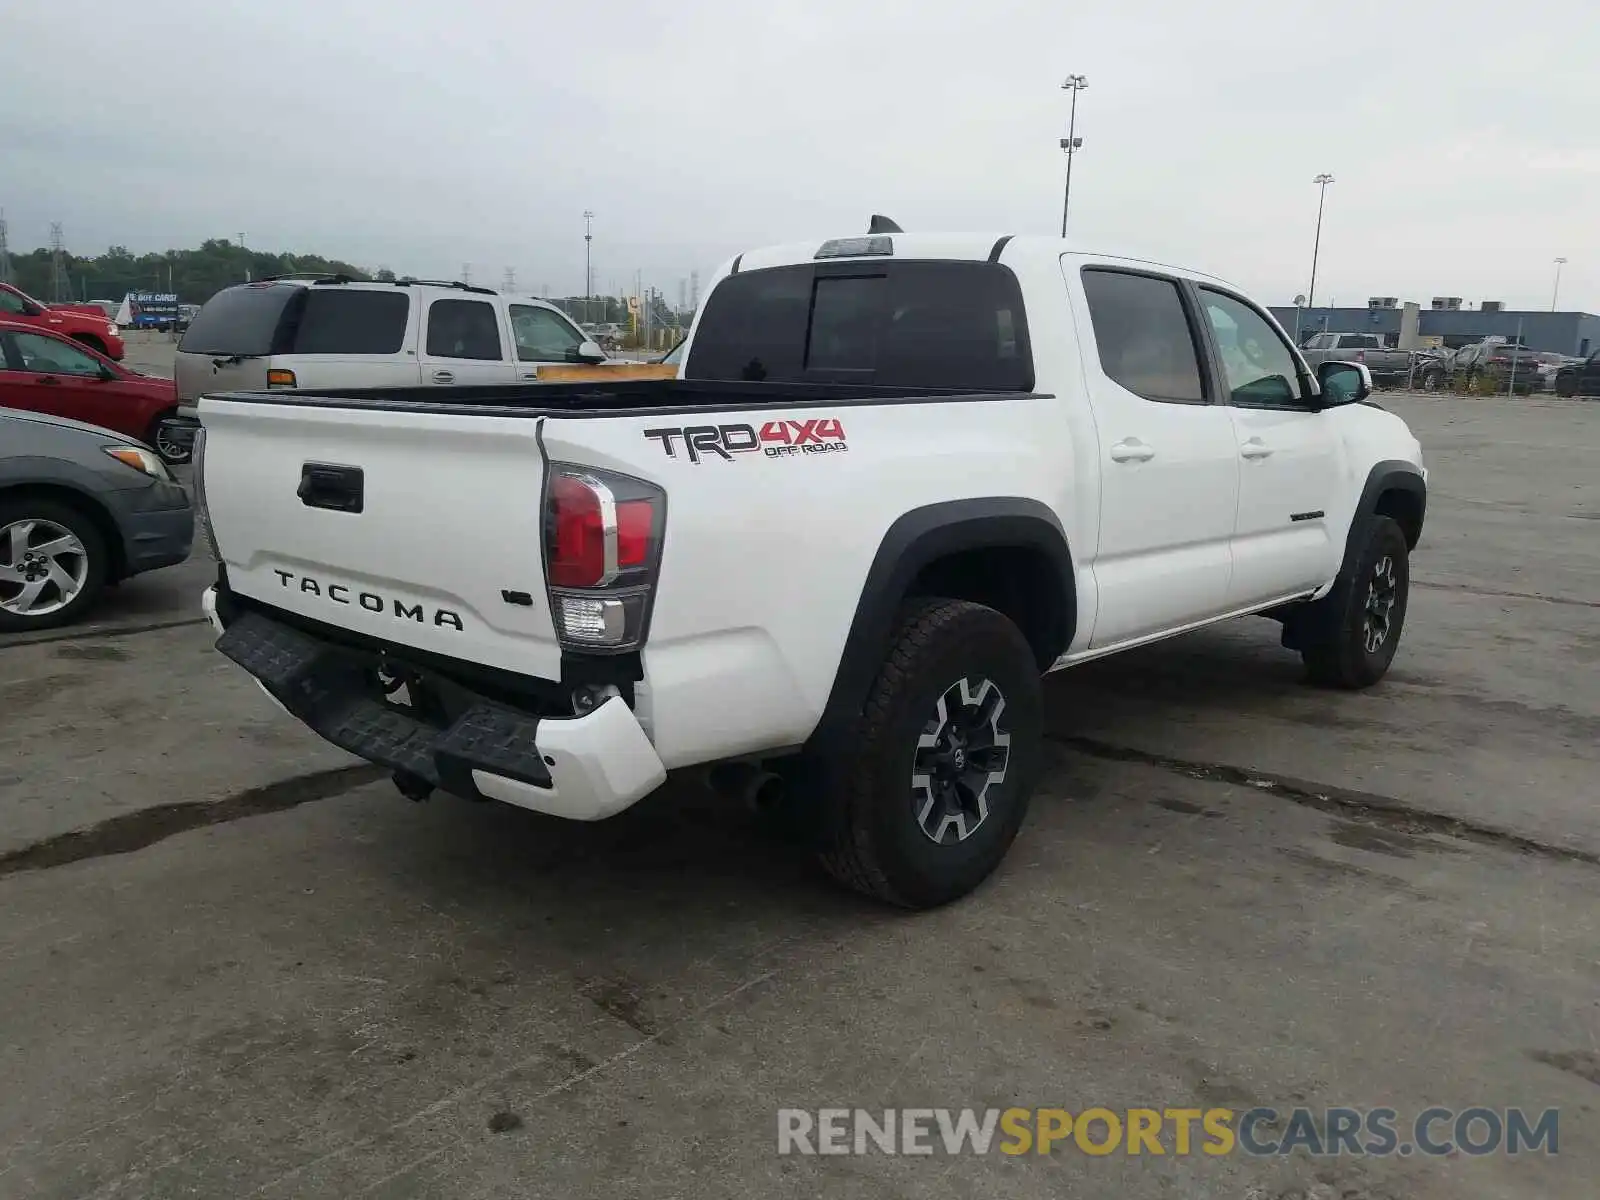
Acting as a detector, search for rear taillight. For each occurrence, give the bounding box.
[192,426,221,560]
[543,465,665,652]
[267,368,297,388]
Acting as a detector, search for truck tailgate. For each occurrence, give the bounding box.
[199,397,563,680]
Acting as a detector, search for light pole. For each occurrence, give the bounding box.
[1551,257,1567,311]
[1059,75,1088,237]
[583,210,594,324]
[1306,173,1334,310]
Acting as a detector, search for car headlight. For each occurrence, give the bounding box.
[107,322,120,335]
[103,445,171,481]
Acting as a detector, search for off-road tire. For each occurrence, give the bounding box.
[816,598,1044,909]
[1300,516,1410,689]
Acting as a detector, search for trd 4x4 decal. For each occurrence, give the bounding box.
[643,418,848,463]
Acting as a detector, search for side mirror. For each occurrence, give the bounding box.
[1316,360,1371,407]
[97,364,118,382]
[575,339,608,364]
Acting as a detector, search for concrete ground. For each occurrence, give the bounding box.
[0,392,1596,1199]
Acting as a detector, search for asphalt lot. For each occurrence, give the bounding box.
[1,392,1597,1198]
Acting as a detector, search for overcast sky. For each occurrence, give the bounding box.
[4,0,1595,310]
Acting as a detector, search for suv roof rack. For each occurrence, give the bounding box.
[392,277,497,296]
[256,271,358,284]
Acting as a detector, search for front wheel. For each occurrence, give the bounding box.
[0,499,109,633]
[1299,516,1410,689]
[816,599,1044,909]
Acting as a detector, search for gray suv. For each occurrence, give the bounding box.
[0,407,194,632]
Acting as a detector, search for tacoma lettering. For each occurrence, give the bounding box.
[272,569,463,630]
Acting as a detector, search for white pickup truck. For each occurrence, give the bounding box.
[191,227,1427,908]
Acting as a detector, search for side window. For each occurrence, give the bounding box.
[424,299,502,361]
[1305,333,1329,350]
[0,290,28,316]
[14,332,103,377]
[509,305,584,362]
[1198,289,1305,409]
[1079,268,1207,404]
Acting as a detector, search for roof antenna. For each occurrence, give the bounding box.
[868,214,903,234]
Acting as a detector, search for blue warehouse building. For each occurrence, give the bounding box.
[1267,300,1600,357]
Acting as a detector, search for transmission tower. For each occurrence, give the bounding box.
[0,210,11,285]
[461,262,472,285]
[49,223,69,302]
[502,266,516,292]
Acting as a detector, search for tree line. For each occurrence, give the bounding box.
[4,239,377,306]
[4,238,683,329]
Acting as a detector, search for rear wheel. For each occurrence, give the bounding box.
[0,499,109,633]
[816,599,1044,909]
[1299,516,1410,689]
[148,411,192,465]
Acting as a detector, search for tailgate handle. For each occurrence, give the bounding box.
[297,463,364,513]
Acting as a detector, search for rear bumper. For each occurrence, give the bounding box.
[201,586,666,821]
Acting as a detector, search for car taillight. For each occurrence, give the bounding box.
[1354,350,1365,361]
[267,368,298,388]
[543,465,665,652]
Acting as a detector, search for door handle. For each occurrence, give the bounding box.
[34,376,61,385]
[1109,438,1155,463]
[297,463,365,513]
[432,370,455,384]
[1240,438,1274,460]
[520,372,538,380]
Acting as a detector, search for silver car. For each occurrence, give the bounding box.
[0,407,194,632]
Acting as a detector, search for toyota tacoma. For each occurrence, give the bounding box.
[188,225,1427,908]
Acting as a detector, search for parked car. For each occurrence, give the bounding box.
[1298,332,1412,386]
[0,407,193,632]
[1434,338,1542,395]
[1553,350,1600,397]
[188,226,1426,908]
[0,282,126,361]
[0,320,192,464]
[173,278,609,412]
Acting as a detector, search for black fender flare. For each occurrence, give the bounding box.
[811,497,1076,745]
[1282,460,1424,646]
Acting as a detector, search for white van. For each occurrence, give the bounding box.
[174,276,607,403]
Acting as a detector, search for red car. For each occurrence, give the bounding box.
[0,320,188,463]
[0,281,126,361]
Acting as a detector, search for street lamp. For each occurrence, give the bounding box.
[583,210,595,324]
[1306,173,1334,310]
[1059,75,1088,237]
[1552,257,1567,311]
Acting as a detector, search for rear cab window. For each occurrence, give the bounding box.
[1078,268,1207,404]
[686,260,1033,391]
